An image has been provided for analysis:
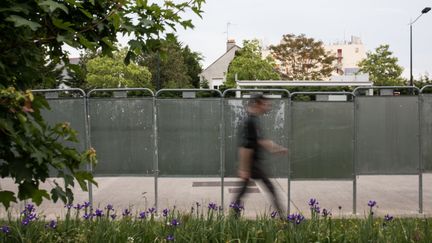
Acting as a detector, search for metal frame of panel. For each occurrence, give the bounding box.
[155,89,222,210]
[32,88,91,203]
[222,89,290,213]
[290,92,356,213]
[87,88,154,208]
[353,86,422,213]
[420,85,432,173]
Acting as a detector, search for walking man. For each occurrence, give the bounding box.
[234,94,288,217]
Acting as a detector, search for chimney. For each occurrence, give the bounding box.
[226,38,236,52]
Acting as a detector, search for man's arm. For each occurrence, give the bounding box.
[238,147,253,179]
[258,139,288,154]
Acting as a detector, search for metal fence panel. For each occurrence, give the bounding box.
[89,98,154,175]
[42,98,87,152]
[421,94,432,171]
[291,102,354,179]
[223,99,289,177]
[356,96,419,174]
[156,99,221,176]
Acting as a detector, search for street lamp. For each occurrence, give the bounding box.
[410,7,431,86]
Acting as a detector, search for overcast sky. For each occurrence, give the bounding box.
[65,0,431,79]
[174,0,432,79]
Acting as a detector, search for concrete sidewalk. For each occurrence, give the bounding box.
[1,174,431,219]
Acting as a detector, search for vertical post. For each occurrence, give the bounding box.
[418,95,423,213]
[287,95,293,215]
[220,96,225,211]
[153,96,159,211]
[353,95,357,215]
[84,92,93,207]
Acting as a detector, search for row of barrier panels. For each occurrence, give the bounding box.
[30,86,432,214]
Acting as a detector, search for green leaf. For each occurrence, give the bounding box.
[38,0,69,14]
[50,186,66,203]
[32,189,50,205]
[6,15,41,31]
[0,191,17,209]
[52,18,74,31]
[74,171,97,191]
[78,35,96,50]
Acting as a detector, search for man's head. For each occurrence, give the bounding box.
[248,94,271,115]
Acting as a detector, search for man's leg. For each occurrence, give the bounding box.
[233,178,249,215]
[259,174,284,217]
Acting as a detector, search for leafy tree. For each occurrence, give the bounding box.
[357,45,404,86]
[0,0,203,208]
[86,49,152,89]
[138,36,202,89]
[182,45,203,88]
[224,39,280,88]
[200,78,210,89]
[270,34,337,80]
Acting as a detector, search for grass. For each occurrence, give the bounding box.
[1,200,432,242]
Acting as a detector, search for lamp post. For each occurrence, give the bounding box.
[410,7,431,86]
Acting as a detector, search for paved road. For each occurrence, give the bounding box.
[1,175,431,219]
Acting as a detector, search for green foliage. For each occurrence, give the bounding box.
[358,44,404,86]
[224,39,280,88]
[200,78,210,89]
[0,0,204,208]
[270,34,337,80]
[0,88,97,208]
[414,73,432,91]
[86,49,152,89]
[138,36,202,90]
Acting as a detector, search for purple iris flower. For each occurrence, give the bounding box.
[25,204,35,213]
[138,211,146,219]
[167,235,175,241]
[83,213,91,220]
[21,218,30,226]
[122,209,131,217]
[171,219,180,226]
[162,208,169,217]
[1,225,10,234]
[83,201,91,208]
[147,207,156,214]
[106,204,113,211]
[322,208,331,217]
[208,202,217,210]
[229,202,244,212]
[271,211,278,218]
[110,214,117,220]
[65,204,73,210]
[308,198,318,207]
[46,220,57,229]
[384,214,393,222]
[368,200,377,208]
[74,204,82,210]
[94,209,103,217]
[287,213,305,224]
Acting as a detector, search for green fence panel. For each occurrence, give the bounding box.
[156,99,221,176]
[89,98,154,175]
[291,102,354,179]
[41,98,87,152]
[421,94,432,171]
[223,99,289,177]
[356,96,420,174]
